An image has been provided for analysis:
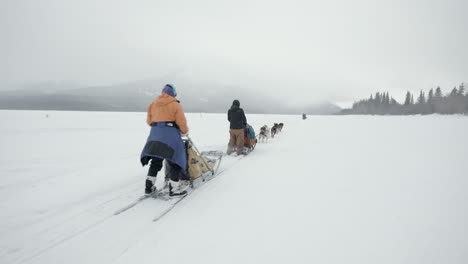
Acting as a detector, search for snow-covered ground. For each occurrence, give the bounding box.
[0,110,467,264]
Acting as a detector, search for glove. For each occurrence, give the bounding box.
[181,133,189,137]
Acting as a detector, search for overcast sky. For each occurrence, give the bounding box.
[1,0,467,105]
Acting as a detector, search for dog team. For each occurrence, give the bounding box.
[258,123,284,143]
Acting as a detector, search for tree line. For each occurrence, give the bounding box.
[340,83,468,115]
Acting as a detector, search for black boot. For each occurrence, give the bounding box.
[146,158,162,194]
[145,177,156,194]
[169,180,187,197]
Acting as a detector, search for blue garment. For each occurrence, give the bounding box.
[140,122,187,170]
[246,124,256,139]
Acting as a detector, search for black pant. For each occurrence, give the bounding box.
[147,158,188,182]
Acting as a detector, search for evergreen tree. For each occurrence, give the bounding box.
[453,83,466,114]
[427,89,434,101]
[427,88,434,114]
[385,92,390,105]
[417,90,426,104]
[343,84,467,115]
[458,83,465,96]
[375,92,382,104]
[450,87,458,97]
[447,87,459,114]
[466,88,468,115]
[433,86,443,114]
[435,86,442,97]
[404,91,412,106]
[416,90,427,114]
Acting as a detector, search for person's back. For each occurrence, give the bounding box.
[228,100,246,129]
[227,100,247,155]
[141,84,190,196]
[146,92,188,134]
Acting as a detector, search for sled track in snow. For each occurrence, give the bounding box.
[151,153,246,222]
[11,181,145,264]
[17,215,114,264]
[13,154,247,264]
[114,153,246,222]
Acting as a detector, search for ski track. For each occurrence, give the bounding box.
[4,149,249,264]
[2,112,312,263]
[1,111,467,264]
[3,176,141,237]
[2,181,142,263]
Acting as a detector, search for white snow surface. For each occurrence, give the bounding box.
[0,110,467,264]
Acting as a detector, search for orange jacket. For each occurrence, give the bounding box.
[146,93,189,134]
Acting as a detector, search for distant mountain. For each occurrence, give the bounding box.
[0,81,341,114]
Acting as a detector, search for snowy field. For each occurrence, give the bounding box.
[0,110,467,264]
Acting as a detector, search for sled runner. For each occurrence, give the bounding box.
[114,136,222,216]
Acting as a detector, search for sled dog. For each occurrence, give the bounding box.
[258,125,270,143]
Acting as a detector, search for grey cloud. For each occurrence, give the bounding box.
[1,0,467,104]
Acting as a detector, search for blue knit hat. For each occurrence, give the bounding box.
[162,84,177,97]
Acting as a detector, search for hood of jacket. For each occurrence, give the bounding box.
[153,93,177,106]
[231,100,240,108]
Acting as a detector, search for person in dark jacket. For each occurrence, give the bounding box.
[227,99,247,155]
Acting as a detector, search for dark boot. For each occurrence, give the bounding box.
[145,176,156,194]
[145,158,162,194]
[169,180,187,197]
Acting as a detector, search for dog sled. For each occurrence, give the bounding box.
[183,136,223,187]
[164,136,223,186]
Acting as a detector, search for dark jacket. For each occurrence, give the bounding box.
[228,101,247,129]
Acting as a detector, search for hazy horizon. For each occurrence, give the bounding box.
[2,0,467,107]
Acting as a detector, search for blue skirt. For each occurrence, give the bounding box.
[140,123,187,170]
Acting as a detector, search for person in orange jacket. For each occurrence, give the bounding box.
[140,84,189,196]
